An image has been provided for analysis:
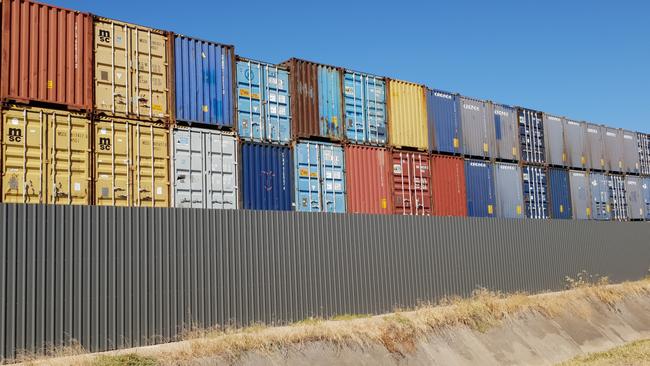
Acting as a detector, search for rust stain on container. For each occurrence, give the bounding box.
[345,145,392,214]
[0,0,94,110]
[431,154,467,217]
[390,150,432,215]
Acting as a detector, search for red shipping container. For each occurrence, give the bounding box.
[345,145,392,214]
[391,150,432,215]
[431,155,468,216]
[0,0,93,110]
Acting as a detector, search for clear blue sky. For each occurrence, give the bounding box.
[52,0,649,132]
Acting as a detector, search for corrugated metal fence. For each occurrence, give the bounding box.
[1,203,649,360]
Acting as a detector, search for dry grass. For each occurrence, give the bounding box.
[557,338,650,365]
[19,276,650,366]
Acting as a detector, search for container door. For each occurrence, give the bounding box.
[643,178,650,220]
[494,106,518,161]
[205,132,238,209]
[344,72,365,142]
[131,123,169,207]
[543,115,565,166]
[625,178,643,220]
[464,161,495,218]
[622,132,639,174]
[522,166,549,219]
[172,129,205,208]
[392,152,431,215]
[49,113,91,205]
[242,144,292,211]
[295,142,321,212]
[320,144,346,213]
[131,28,169,119]
[518,110,545,164]
[365,77,387,144]
[586,125,605,171]
[318,66,342,139]
[265,67,291,143]
[590,174,611,220]
[564,120,587,169]
[548,169,572,219]
[494,164,524,219]
[237,61,264,140]
[428,90,461,154]
[570,172,590,220]
[608,175,627,221]
[94,121,131,206]
[461,98,491,158]
[639,133,650,176]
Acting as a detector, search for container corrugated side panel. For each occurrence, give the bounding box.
[460,97,494,158]
[430,155,467,216]
[608,174,628,221]
[317,65,343,139]
[174,36,234,127]
[522,165,549,219]
[569,171,591,220]
[518,108,545,164]
[604,128,624,173]
[236,59,291,143]
[0,0,94,110]
[494,163,524,218]
[543,114,565,166]
[387,80,428,150]
[638,133,650,176]
[294,141,345,213]
[464,160,496,218]
[284,59,319,138]
[564,119,587,169]
[391,151,432,215]
[492,104,519,161]
[172,127,238,209]
[643,178,650,220]
[589,172,610,220]
[344,71,386,145]
[242,143,292,211]
[624,176,644,220]
[345,145,391,214]
[548,168,572,219]
[621,130,639,175]
[1,106,91,204]
[427,89,461,154]
[586,124,606,171]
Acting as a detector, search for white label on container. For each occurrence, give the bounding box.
[269,105,277,114]
[606,132,616,137]
[333,171,342,180]
[434,92,452,99]
[268,77,277,85]
[629,181,637,185]
[100,129,107,135]
[334,183,342,191]
[269,93,277,102]
[278,95,287,104]
[499,164,516,170]
[573,172,585,177]
[345,86,354,95]
[463,103,480,111]
[547,116,561,121]
[588,128,598,134]
[568,120,580,126]
[326,183,333,190]
[494,110,509,117]
[157,187,162,195]
[393,164,402,174]
[624,135,633,140]
[74,183,81,191]
[278,106,287,116]
[11,118,19,125]
[470,162,486,167]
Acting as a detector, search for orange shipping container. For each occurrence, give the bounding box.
[390,150,432,215]
[431,155,467,217]
[0,0,94,110]
[345,145,392,214]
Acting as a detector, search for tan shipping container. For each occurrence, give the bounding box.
[94,17,172,123]
[93,117,170,207]
[1,105,91,204]
[387,80,428,150]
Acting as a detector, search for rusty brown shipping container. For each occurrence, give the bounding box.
[0,0,94,110]
[281,58,343,140]
[345,145,392,214]
[391,150,432,215]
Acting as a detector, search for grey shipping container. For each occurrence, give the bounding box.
[543,114,566,166]
[460,96,495,158]
[518,108,545,164]
[639,133,650,176]
[494,163,524,218]
[621,130,640,175]
[492,104,519,161]
[586,124,606,171]
[608,174,628,221]
[625,176,645,220]
[604,127,624,173]
[569,171,591,220]
[172,127,239,209]
[564,119,588,169]
[589,172,611,221]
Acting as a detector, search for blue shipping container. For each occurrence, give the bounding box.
[522,166,549,219]
[344,71,386,144]
[242,143,293,211]
[174,36,235,127]
[237,59,291,143]
[548,168,572,219]
[427,89,462,154]
[589,172,611,221]
[319,66,343,138]
[294,141,346,213]
[643,178,650,220]
[465,160,496,217]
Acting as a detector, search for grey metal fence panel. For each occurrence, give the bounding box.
[1,203,649,361]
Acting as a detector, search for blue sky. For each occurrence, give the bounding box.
[52,0,649,132]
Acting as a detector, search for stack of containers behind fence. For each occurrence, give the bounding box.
[294,141,345,213]
[282,58,343,141]
[621,130,639,175]
[491,104,519,162]
[427,89,461,155]
[548,168,573,219]
[345,145,391,214]
[586,123,606,171]
[564,119,588,170]
[430,155,467,216]
[464,160,495,217]
[569,171,591,219]
[0,1,94,206]
[589,172,611,220]
[522,165,549,219]
[344,71,387,145]
[543,114,566,167]
[603,127,624,173]
[460,96,494,159]
[608,174,628,221]
[518,108,545,165]
[638,133,650,176]
[624,176,644,220]
[387,80,428,150]
[93,16,172,207]
[493,163,524,218]
[390,150,432,215]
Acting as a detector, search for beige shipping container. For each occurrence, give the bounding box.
[1,106,91,204]
[93,117,170,207]
[94,17,172,123]
[387,80,428,150]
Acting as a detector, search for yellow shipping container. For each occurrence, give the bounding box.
[94,16,171,122]
[1,106,91,205]
[387,80,428,150]
[93,117,170,207]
